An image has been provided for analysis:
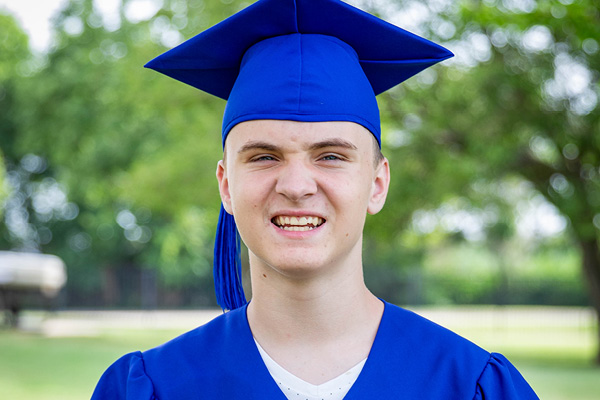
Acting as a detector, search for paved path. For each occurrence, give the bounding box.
[18,309,223,337]
[14,306,597,338]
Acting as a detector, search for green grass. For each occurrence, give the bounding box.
[0,309,598,399]
[448,316,600,400]
[520,363,600,400]
[0,329,180,400]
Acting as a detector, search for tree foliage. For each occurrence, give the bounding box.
[0,13,31,213]
[367,0,600,361]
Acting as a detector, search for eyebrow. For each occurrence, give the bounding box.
[307,139,358,152]
[237,138,358,155]
[237,141,281,154]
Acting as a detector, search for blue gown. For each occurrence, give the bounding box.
[91,301,539,399]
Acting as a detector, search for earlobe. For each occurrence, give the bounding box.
[367,158,390,215]
[216,160,233,214]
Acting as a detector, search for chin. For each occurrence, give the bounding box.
[255,252,330,277]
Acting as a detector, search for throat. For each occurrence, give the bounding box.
[246,292,384,384]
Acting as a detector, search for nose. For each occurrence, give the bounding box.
[275,159,318,202]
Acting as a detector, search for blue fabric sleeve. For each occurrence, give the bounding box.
[91,351,156,400]
[473,353,539,400]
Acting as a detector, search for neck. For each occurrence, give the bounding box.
[246,242,383,348]
[245,246,384,384]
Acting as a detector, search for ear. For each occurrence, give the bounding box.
[216,159,233,214]
[367,157,390,215]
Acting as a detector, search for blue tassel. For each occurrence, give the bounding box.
[214,204,247,310]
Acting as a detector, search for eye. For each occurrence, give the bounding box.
[251,155,277,162]
[319,153,344,161]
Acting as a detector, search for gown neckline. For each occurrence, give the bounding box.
[238,300,391,399]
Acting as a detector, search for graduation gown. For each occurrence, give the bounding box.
[91,301,539,399]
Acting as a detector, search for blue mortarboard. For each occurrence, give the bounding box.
[145,0,453,311]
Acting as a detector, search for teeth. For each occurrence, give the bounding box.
[273,215,324,229]
[282,226,314,231]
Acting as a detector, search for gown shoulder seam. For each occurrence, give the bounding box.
[135,351,159,399]
[471,352,494,400]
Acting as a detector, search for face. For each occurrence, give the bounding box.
[217,120,390,279]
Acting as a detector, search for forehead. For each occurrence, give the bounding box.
[225,120,374,151]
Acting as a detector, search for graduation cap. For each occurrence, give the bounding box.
[145,0,453,311]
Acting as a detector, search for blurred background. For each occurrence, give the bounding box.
[0,0,598,398]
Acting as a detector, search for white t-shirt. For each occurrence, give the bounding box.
[254,339,366,400]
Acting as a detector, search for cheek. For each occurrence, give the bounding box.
[328,171,372,200]
[229,175,271,217]
[323,175,373,220]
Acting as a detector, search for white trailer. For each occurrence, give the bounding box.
[0,251,67,326]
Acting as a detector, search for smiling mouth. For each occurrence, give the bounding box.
[271,215,325,232]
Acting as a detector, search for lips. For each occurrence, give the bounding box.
[271,215,325,231]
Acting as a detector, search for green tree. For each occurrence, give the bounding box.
[369,0,600,362]
[0,13,35,246]
[1,0,231,304]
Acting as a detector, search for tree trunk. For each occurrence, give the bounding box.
[580,238,600,364]
[102,267,120,307]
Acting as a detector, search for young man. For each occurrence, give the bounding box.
[92,0,539,398]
